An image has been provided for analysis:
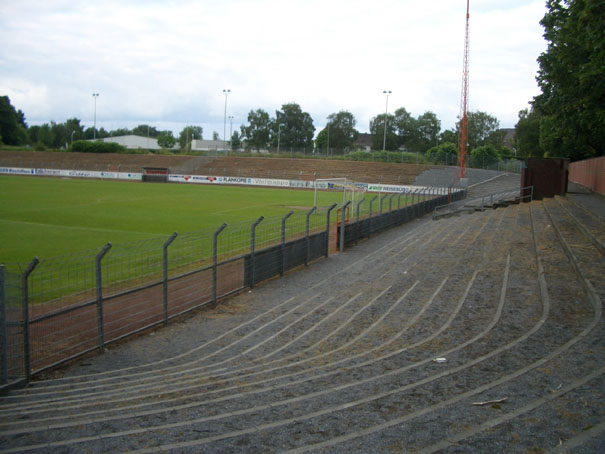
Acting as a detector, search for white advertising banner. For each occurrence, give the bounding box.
[0,167,142,181]
[168,175,219,184]
[1,166,448,193]
[366,183,440,194]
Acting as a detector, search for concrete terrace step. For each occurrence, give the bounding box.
[0,197,602,452]
[2,209,495,396]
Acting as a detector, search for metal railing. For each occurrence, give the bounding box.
[432,186,533,219]
[0,187,465,389]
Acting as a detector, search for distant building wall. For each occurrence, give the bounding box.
[569,156,605,195]
[99,135,161,150]
[191,139,229,151]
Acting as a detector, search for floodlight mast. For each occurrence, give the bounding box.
[457,0,470,181]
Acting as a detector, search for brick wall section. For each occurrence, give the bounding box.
[569,156,605,195]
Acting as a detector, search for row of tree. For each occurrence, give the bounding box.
[513,0,603,161]
[0,103,211,152]
[236,103,507,155]
[0,95,510,158]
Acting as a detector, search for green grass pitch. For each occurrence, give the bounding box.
[0,175,384,264]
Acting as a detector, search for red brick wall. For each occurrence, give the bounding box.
[569,156,605,195]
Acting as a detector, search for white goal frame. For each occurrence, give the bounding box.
[313,177,363,208]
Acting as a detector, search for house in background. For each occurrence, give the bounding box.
[356,133,373,152]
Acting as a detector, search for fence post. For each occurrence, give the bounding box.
[162,232,178,326]
[213,223,227,304]
[368,196,377,237]
[379,194,388,214]
[280,211,294,276]
[356,199,365,244]
[250,216,264,289]
[325,203,337,257]
[398,193,402,210]
[340,201,352,252]
[95,243,112,351]
[21,257,39,382]
[305,207,316,266]
[1,265,6,385]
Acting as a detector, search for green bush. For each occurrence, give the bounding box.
[70,140,126,153]
[426,142,457,165]
[469,144,501,167]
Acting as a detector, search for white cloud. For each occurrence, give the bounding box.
[0,0,547,136]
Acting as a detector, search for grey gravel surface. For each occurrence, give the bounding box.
[0,173,603,454]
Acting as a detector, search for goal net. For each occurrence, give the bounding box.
[313,178,365,208]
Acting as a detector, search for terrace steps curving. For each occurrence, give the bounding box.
[0,191,603,453]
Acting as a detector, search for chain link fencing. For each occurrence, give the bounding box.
[0,187,465,389]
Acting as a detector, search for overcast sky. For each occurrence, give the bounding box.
[0,0,547,139]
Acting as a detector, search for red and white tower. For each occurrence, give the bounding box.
[457,0,470,181]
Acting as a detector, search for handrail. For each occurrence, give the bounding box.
[433,186,533,219]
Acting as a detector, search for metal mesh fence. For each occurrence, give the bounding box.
[0,187,465,383]
[0,266,25,386]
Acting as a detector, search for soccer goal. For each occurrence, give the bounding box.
[313,178,365,207]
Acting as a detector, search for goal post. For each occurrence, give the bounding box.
[313,178,365,208]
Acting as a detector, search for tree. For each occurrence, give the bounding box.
[315,111,359,152]
[37,124,55,148]
[393,107,416,150]
[64,118,85,144]
[413,111,441,153]
[157,130,176,149]
[83,126,109,140]
[426,142,458,165]
[532,0,604,160]
[178,126,203,151]
[132,124,160,138]
[458,111,500,151]
[231,131,241,150]
[50,121,69,148]
[0,96,28,145]
[515,108,543,158]
[369,113,397,150]
[469,144,501,168]
[392,108,442,153]
[112,128,132,137]
[272,103,315,149]
[242,109,271,150]
[440,129,457,144]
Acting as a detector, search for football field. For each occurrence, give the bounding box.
[0,175,377,264]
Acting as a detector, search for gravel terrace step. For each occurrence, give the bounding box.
[0,191,602,453]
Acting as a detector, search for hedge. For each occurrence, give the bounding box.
[70,140,127,153]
